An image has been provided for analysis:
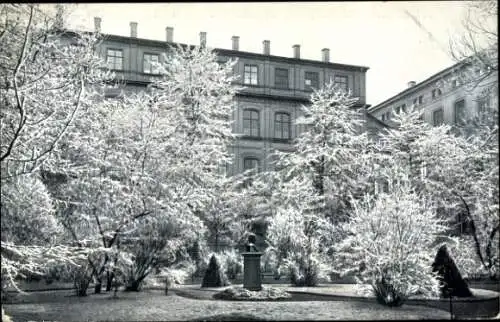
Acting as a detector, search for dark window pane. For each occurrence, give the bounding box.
[334,75,348,92]
[305,71,319,89]
[275,68,289,89]
[433,108,444,126]
[243,109,259,137]
[454,99,466,124]
[274,112,291,139]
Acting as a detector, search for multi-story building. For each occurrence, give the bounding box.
[368,61,497,128]
[92,18,382,176]
[368,61,498,236]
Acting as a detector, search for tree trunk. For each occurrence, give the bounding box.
[105,271,114,292]
[74,276,91,297]
[94,281,102,294]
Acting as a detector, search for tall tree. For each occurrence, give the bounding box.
[52,44,240,293]
[272,81,374,223]
[0,4,111,292]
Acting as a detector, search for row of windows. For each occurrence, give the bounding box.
[106,49,161,75]
[106,49,352,92]
[383,87,446,122]
[432,98,466,126]
[243,64,349,92]
[432,96,491,126]
[381,95,491,126]
[243,109,292,139]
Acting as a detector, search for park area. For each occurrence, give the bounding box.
[1,3,499,322]
[0,284,460,321]
[3,277,499,321]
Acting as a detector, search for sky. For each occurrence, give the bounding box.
[64,2,469,106]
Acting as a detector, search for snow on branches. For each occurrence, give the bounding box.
[273,81,373,222]
[333,181,446,304]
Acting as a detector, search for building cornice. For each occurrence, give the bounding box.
[368,61,466,113]
[91,32,369,72]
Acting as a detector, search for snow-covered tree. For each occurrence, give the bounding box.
[200,176,247,251]
[273,81,374,223]
[122,211,205,291]
[150,44,240,213]
[449,0,497,94]
[333,179,446,306]
[0,4,112,293]
[374,104,498,279]
[375,106,471,220]
[451,106,499,279]
[50,44,240,294]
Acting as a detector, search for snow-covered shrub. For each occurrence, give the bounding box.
[334,182,447,306]
[266,205,331,287]
[216,249,243,280]
[445,237,491,280]
[261,250,280,279]
[213,286,291,300]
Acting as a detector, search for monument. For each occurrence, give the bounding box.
[242,234,262,291]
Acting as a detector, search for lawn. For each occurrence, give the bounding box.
[3,287,452,321]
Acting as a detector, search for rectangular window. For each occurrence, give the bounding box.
[381,114,386,121]
[106,49,123,70]
[274,112,291,139]
[143,53,160,74]
[401,104,406,113]
[451,79,458,88]
[432,89,436,99]
[275,68,289,89]
[433,108,444,126]
[305,71,319,90]
[244,64,258,85]
[413,98,418,106]
[243,157,260,172]
[454,99,466,125]
[334,75,348,92]
[243,109,260,137]
[477,96,490,113]
[418,95,423,105]
[395,106,401,114]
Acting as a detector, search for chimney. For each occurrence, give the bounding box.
[407,81,416,88]
[321,48,330,62]
[293,44,300,59]
[166,27,174,42]
[200,31,207,47]
[263,40,270,55]
[130,21,137,38]
[94,17,101,33]
[231,36,239,51]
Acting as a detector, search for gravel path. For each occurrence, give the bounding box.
[3,288,451,321]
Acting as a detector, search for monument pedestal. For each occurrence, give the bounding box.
[242,252,262,291]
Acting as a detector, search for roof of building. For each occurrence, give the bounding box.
[368,61,464,113]
[96,32,370,72]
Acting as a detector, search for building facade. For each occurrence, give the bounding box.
[91,18,378,177]
[368,61,497,128]
[368,61,498,236]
